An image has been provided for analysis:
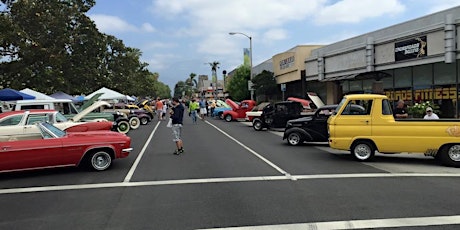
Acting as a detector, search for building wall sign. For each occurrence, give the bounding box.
[394,36,427,61]
[279,56,295,70]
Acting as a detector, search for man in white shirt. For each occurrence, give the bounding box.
[423,107,439,120]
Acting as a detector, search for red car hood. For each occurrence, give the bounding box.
[67,130,126,138]
[225,99,239,110]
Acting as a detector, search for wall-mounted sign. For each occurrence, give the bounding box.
[279,56,295,70]
[394,36,427,61]
[280,83,286,92]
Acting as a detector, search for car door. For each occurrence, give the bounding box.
[23,113,49,134]
[0,137,64,172]
[272,103,289,128]
[333,99,373,145]
[0,114,26,136]
[308,108,333,140]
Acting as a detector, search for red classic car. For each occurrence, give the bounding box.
[222,99,256,122]
[0,122,132,173]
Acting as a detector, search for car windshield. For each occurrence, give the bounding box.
[55,112,69,123]
[333,98,347,115]
[38,122,66,138]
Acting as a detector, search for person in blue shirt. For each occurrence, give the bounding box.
[170,97,184,155]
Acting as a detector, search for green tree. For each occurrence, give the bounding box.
[251,70,279,101]
[0,0,169,98]
[173,81,187,99]
[226,65,250,101]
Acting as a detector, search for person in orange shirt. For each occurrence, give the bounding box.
[155,97,164,120]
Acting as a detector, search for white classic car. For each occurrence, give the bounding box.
[0,101,115,140]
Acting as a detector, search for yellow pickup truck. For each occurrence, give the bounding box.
[328,94,460,167]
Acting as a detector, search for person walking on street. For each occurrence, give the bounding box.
[170,97,184,155]
[156,97,164,120]
[199,98,207,121]
[189,99,199,124]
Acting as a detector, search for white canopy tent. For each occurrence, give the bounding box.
[20,88,55,100]
[84,87,129,100]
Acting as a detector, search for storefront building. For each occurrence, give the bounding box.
[273,45,324,100]
[305,6,460,118]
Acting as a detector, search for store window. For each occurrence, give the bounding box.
[393,67,412,102]
[349,80,363,93]
[413,64,432,87]
[434,62,456,85]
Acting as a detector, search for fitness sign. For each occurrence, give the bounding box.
[394,36,427,61]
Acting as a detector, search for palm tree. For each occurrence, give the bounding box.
[208,61,220,84]
[188,73,197,97]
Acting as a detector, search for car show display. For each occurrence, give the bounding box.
[0,122,132,173]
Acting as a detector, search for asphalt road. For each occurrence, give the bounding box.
[1,114,460,230]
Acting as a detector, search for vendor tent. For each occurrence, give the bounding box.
[50,91,79,102]
[84,87,127,100]
[20,88,54,100]
[0,88,35,101]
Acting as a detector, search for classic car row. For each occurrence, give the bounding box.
[220,93,460,168]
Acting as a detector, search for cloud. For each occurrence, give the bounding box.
[314,0,406,25]
[89,14,156,33]
[263,29,288,41]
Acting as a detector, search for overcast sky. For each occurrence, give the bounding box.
[88,0,460,90]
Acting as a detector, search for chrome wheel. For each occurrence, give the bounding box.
[225,115,232,122]
[253,120,263,131]
[140,117,149,125]
[287,132,301,146]
[90,151,112,171]
[448,145,460,161]
[352,142,374,161]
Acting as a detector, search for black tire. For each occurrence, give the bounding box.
[224,114,232,122]
[129,116,141,129]
[140,117,149,125]
[351,140,375,161]
[253,120,263,131]
[87,150,112,171]
[116,120,130,134]
[287,132,303,146]
[437,144,460,167]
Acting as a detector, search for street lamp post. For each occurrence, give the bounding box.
[229,32,254,101]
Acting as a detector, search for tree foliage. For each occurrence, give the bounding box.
[0,0,170,97]
[226,65,250,101]
[251,70,279,100]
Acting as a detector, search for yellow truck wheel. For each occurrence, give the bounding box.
[438,144,460,167]
[351,140,375,161]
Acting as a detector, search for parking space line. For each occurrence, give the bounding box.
[206,120,290,176]
[199,215,460,229]
[123,121,161,182]
[3,173,460,195]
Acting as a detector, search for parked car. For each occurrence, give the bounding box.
[252,101,304,131]
[222,99,256,122]
[283,105,338,146]
[0,122,132,173]
[9,96,131,134]
[107,103,154,128]
[0,108,115,138]
[212,99,232,118]
[245,102,270,122]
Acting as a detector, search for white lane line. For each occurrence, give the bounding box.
[0,176,287,195]
[199,215,460,230]
[2,173,460,195]
[205,120,289,176]
[123,121,160,182]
